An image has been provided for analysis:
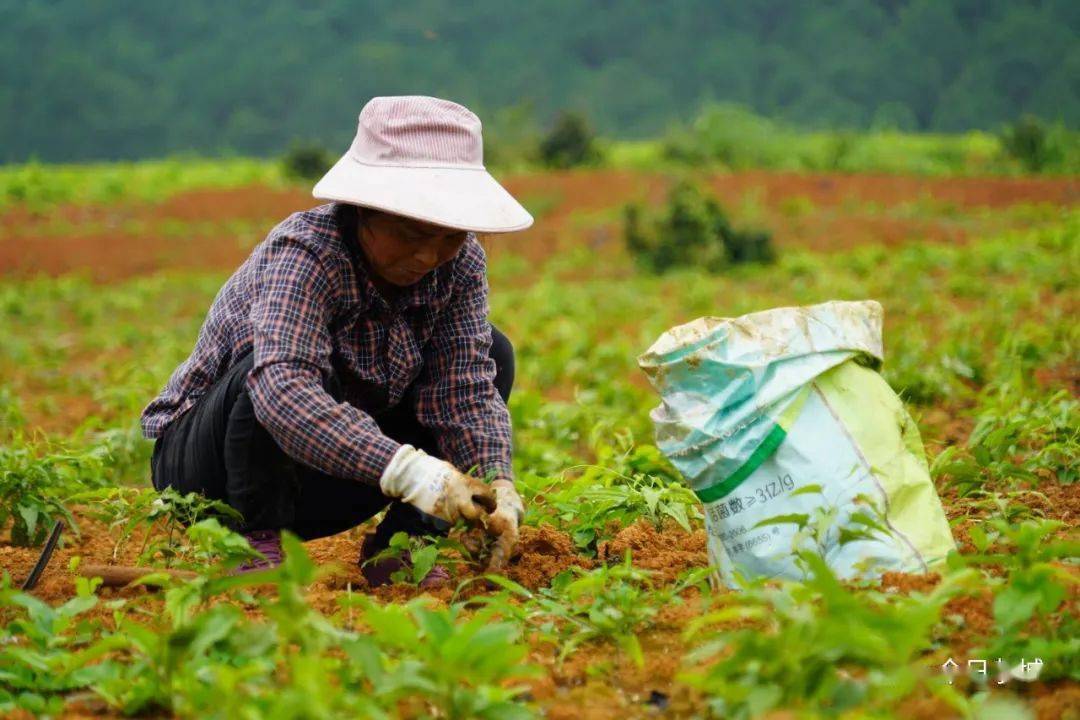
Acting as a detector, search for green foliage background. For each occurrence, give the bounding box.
[2,0,1078,162]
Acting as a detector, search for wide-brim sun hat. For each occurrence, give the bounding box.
[313,95,533,233]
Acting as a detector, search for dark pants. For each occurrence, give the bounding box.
[150,327,514,544]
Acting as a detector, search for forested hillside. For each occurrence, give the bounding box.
[2,0,1077,162]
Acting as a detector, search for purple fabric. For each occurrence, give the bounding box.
[141,202,513,486]
[243,529,284,569]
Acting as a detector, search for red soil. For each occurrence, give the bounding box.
[2,170,1075,281]
[2,168,1078,716]
[3,504,1077,718]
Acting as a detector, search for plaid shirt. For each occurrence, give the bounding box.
[140,202,513,485]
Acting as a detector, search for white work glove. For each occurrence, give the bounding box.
[485,479,525,572]
[490,479,524,526]
[379,445,496,525]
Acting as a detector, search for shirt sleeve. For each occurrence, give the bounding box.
[413,243,514,483]
[246,235,400,484]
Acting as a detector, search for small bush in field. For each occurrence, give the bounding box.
[282,141,333,181]
[1000,116,1057,173]
[0,441,112,546]
[624,178,775,273]
[539,111,601,169]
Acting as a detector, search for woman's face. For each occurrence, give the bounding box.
[358,209,469,287]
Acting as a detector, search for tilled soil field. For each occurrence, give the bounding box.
[1,167,1077,719]
[1,170,1076,280]
[2,505,1076,720]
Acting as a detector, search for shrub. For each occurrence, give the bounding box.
[661,104,800,169]
[281,141,333,182]
[624,178,775,273]
[1000,116,1058,172]
[539,111,601,169]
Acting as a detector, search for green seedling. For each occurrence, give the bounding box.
[341,596,540,720]
[752,486,898,580]
[362,530,473,586]
[0,572,125,716]
[184,517,263,571]
[0,439,114,546]
[482,554,711,668]
[681,556,978,718]
[73,486,244,568]
[935,386,1079,495]
[538,440,703,553]
[962,489,1047,525]
[948,518,1079,681]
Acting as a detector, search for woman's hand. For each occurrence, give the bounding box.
[485,479,524,572]
[379,445,496,524]
[490,479,524,525]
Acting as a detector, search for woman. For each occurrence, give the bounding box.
[140,96,531,587]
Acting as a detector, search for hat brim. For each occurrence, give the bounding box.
[312,154,533,233]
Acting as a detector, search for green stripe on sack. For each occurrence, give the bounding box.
[695,424,787,503]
